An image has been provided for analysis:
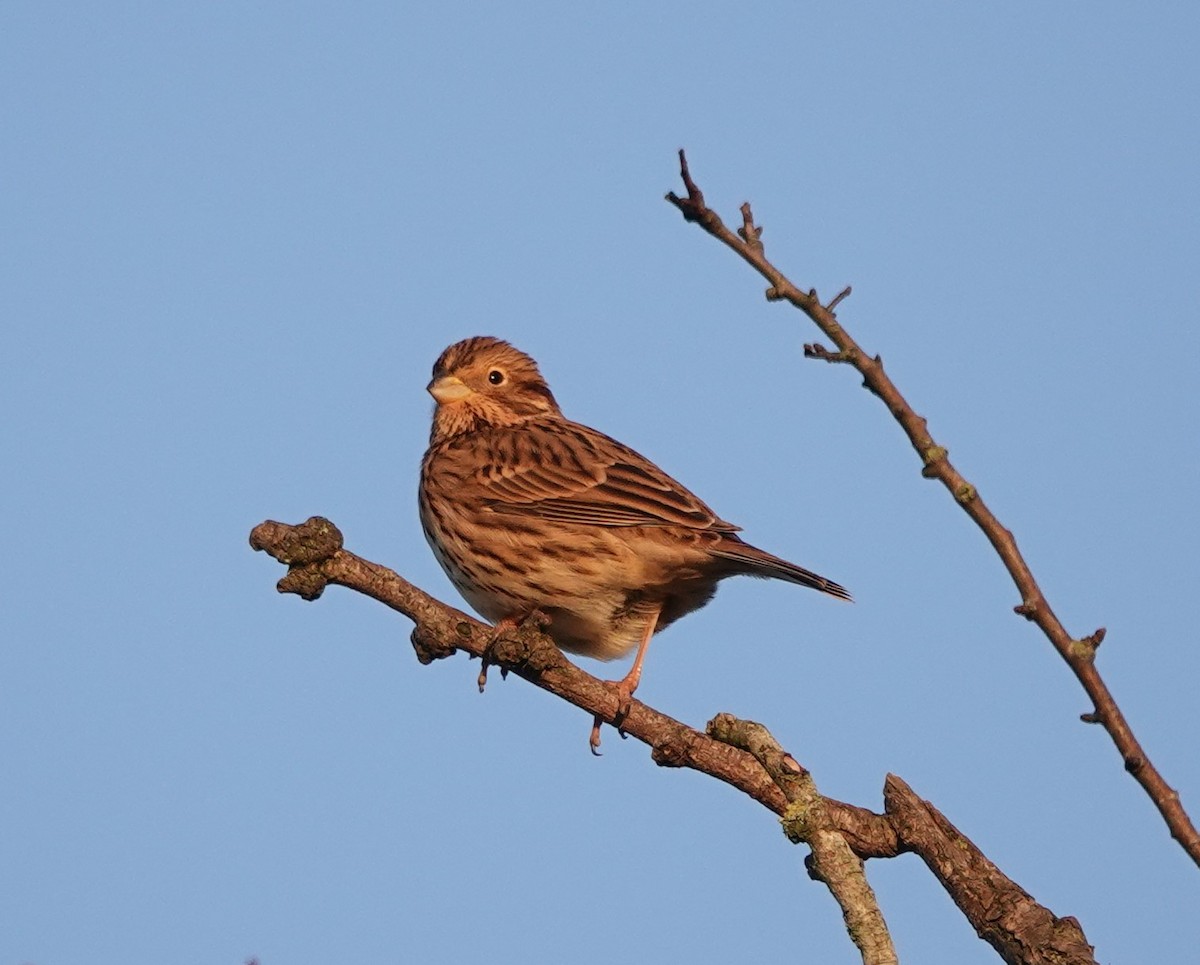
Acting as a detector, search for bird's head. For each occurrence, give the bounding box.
[427,336,562,442]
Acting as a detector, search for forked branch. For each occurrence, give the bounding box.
[250,517,1096,965]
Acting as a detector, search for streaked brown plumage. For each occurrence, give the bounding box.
[418,336,849,749]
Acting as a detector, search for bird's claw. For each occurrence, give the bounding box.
[477,659,511,691]
[589,679,636,754]
[477,616,522,694]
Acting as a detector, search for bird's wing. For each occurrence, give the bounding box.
[473,421,741,532]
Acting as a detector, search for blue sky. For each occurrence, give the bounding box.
[4,3,1199,963]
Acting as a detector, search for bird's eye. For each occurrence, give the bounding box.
[487,369,505,385]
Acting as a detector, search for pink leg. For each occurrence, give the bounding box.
[590,605,662,754]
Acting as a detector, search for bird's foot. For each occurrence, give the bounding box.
[589,677,637,755]
[477,611,550,692]
[477,617,520,693]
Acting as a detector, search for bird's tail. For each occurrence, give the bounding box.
[713,541,852,601]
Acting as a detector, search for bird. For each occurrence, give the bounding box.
[418,336,850,751]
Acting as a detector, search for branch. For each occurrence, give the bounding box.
[249,518,819,812]
[708,718,1094,965]
[709,714,898,965]
[250,516,1097,965]
[666,149,1200,869]
[884,776,1094,965]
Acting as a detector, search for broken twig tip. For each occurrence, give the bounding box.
[826,286,852,313]
[804,342,853,365]
[781,754,807,776]
[666,149,708,223]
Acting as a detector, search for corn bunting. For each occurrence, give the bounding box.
[419,336,849,751]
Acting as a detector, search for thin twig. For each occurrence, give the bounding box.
[665,149,1200,868]
[827,285,853,313]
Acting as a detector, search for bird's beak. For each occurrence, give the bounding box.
[428,375,473,404]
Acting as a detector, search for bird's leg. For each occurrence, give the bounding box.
[478,615,522,693]
[590,605,662,755]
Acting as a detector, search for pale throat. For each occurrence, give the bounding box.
[431,397,539,443]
